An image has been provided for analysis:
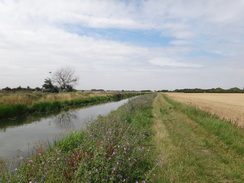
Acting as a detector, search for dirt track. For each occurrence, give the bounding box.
[166,93,244,128]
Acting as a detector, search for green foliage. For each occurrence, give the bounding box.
[42,78,59,93]
[0,104,28,119]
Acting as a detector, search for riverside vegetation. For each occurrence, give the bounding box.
[0,91,142,120]
[0,94,161,182]
[1,93,243,182]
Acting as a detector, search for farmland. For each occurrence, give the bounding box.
[166,93,244,128]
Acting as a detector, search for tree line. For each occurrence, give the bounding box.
[158,87,244,93]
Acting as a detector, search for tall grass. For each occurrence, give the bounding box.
[0,94,160,182]
[0,93,141,120]
[0,91,140,106]
[0,104,28,119]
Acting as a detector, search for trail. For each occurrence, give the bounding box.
[152,93,244,183]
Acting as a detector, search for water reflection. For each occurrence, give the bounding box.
[53,112,77,130]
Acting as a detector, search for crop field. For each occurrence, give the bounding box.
[166,93,244,128]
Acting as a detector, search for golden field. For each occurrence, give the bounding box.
[166,93,244,128]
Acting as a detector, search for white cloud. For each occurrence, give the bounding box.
[149,58,202,68]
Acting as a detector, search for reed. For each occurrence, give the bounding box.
[0,104,28,119]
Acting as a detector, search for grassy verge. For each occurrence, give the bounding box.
[0,93,140,120]
[0,94,160,182]
[152,93,244,182]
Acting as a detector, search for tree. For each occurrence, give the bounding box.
[51,66,79,92]
[42,78,59,93]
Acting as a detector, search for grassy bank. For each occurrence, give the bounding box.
[0,91,130,106]
[1,94,160,182]
[152,93,244,182]
[0,93,141,120]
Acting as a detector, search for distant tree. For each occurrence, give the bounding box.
[35,87,42,91]
[42,78,59,93]
[2,87,11,91]
[51,66,79,92]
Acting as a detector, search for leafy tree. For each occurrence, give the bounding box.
[42,78,59,93]
[2,87,11,91]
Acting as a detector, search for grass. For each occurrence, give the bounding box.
[0,92,141,120]
[0,91,143,106]
[152,93,244,183]
[0,94,160,182]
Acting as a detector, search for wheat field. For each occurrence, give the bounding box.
[166,93,244,128]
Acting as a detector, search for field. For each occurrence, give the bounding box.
[166,93,244,128]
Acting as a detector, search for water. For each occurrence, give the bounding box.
[0,99,129,162]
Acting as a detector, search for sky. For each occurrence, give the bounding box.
[0,0,244,91]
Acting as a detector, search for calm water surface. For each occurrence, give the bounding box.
[0,99,129,161]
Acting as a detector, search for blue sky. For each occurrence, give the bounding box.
[61,24,175,47]
[0,0,243,90]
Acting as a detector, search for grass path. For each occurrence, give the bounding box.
[152,93,244,183]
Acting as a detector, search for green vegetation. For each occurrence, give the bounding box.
[152,93,244,183]
[0,93,141,120]
[0,94,160,182]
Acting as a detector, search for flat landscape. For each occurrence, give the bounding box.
[166,93,244,128]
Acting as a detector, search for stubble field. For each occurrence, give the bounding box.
[166,93,244,128]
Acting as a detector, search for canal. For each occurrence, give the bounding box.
[0,98,130,163]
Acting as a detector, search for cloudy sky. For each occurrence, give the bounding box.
[0,0,243,90]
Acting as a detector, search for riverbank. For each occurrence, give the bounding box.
[0,92,142,120]
[0,94,160,182]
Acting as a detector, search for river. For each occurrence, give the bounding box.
[0,98,129,162]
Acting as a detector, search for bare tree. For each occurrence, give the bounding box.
[52,66,79,92]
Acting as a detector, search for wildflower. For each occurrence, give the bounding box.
[29,159,34,163]
[15,168,18,171]
[112,151,116,156]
